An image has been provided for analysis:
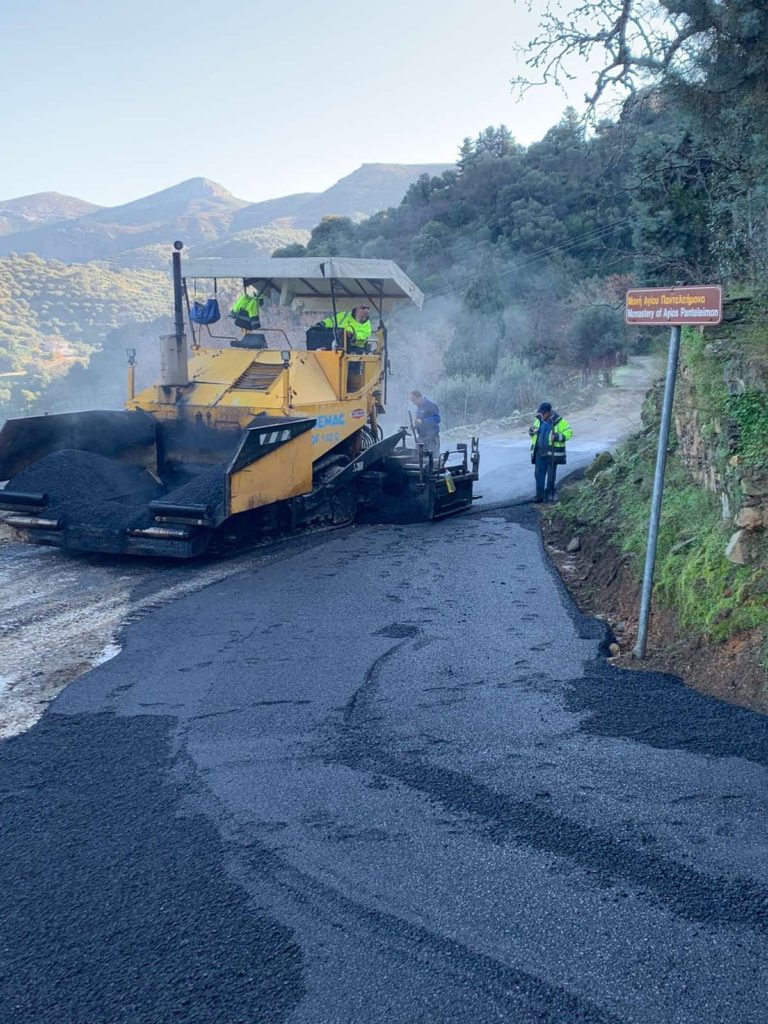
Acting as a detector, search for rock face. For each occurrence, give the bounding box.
[741,478,768,497]
[725,530,750,565]
[585,451,614,480]
[675,308,768,566]
[735,507,763,529]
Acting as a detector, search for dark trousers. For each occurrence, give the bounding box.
[534,454,558,500]
[417,431,440,459]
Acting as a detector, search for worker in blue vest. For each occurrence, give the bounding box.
[410,391,441,459]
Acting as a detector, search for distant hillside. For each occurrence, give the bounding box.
[231,163,452,231]
[0,253,168,416]
[193,227,312,261]
[0,192,101,237]
[0,165,452,267]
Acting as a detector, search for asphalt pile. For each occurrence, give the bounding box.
[156,465,227,516]
[9,450,162,534]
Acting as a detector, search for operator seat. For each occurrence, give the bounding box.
[231,334,268,350]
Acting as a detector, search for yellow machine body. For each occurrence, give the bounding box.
[125,338,385,518]
[229,430,313,514]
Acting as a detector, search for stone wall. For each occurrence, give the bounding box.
[674,301,768,567]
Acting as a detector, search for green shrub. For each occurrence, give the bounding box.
[435,358,581,426]
[728,390,768,469]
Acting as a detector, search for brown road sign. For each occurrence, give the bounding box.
[625,286,722,326]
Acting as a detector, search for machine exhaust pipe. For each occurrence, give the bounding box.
[158,241,189,390]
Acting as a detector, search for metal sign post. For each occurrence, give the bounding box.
[624,285,723,659]
[633,323,681,659]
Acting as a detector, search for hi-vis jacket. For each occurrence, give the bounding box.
[322,311,372,348]
[529,413,573,464]
[229,293,261,329]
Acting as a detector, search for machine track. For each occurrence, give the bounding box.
[205,508,356,560]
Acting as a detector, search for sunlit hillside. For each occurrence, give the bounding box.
[0,254,168,413]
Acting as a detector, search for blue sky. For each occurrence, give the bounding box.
[0,0,598,207]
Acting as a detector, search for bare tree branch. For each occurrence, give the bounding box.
[511,0,715,111]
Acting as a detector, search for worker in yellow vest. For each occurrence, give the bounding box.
[322,305,372,351]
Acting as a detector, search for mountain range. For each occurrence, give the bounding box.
[0,193,102,237]
[0,164,450,268]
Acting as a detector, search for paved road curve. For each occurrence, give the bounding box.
[0,358,652,738]
[2,501,767,1023]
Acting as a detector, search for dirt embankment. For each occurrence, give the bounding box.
[542,512,768,713]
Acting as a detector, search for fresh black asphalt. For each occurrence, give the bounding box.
[1,504,767,1023]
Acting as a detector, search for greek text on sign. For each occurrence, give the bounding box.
[625,286,722,326]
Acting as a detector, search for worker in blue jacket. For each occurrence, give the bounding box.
[410,390,441,459]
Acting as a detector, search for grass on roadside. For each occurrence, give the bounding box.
[552,431,768,646]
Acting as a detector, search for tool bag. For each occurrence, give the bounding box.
[305,325,336,350]
[189,298,221,325]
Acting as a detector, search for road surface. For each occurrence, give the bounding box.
[2,503,767,1023]
[2,359,767,1023]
